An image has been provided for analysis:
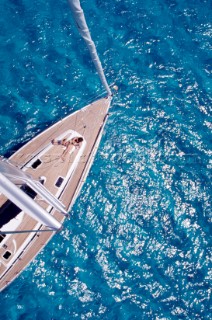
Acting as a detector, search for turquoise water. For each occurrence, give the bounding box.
[0,0,211,319]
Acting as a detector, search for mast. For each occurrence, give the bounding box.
[0,159,67,216]
[68,0,112,96]
[0,173,62,231]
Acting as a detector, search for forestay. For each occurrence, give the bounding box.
[68,0,112,96]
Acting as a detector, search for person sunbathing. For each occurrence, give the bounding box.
[51,137,83,160]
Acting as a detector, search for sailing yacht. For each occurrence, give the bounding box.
[0,0,112,291]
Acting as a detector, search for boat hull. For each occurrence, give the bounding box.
[0,97,111,291]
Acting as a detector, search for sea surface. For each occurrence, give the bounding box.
[0,0,211,319]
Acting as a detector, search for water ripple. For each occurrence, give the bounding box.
[0,0,211,319]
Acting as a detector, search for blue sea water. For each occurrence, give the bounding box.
[0,0,211,319]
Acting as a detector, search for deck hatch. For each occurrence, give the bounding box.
[3,251,11,260]
[55,177,64,188]
[31,159,42,169]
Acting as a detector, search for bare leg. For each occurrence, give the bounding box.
[61,144,72,161]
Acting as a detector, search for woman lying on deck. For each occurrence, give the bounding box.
[51,137,83,161]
